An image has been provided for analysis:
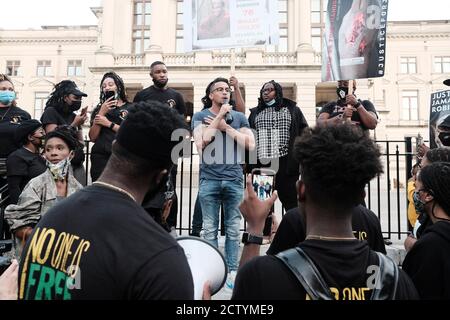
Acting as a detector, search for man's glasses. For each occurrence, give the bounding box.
[213,87,231,93]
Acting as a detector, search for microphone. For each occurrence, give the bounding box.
[223,98,233,124]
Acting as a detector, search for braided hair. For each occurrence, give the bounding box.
[45,80,77,110]
[418,162,450,218]
[256,80,284,110]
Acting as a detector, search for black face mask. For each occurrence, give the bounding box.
[69,100,82,112]
[336,87,348,100]
[153,78,168,88]
[439,131,450,146]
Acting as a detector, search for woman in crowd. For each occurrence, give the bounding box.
[40,80,88,185]
[89,72,129,181]
[0,74,31,191]
[5,125,83,249]
[248,80,308,211]
[6,120,46,204]
[403,162,450,299]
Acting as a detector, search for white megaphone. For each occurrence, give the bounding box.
[177,236,228,300]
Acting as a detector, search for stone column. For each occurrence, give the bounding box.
[296,81,317,125]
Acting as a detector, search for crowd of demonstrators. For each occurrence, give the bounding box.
[402,162,450,299]
[40,80,88,186]
[248,80,308,211]
[5,126,82,252]
[0,74,31,193]
[18,101,193,300]
[6,120,46,205]
[266,204,386,256]
[133,61,186,234]
[192,77,255,290]
[317,80,378,131]
[233,124,418,300]
[89,72,130,182]
[404,147,450,252]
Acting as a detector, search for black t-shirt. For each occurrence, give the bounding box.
[319,99,377,130]
[6,147,46,204]
[233,240,418,300]
[18,185,194,300]
[40,106,84,167]
[0,106,31,158]
[267,205,387,255]
[90,103,130,156]
[403,221,450,299]
[133,86,186,116]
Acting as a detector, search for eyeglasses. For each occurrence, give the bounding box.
[212,87,231,93]
[262,88,275,93]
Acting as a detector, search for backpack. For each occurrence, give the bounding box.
[275,247,398,300]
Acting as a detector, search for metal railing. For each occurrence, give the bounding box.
[1,138,418,242]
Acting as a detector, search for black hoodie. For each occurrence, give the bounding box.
[403,221,450,299]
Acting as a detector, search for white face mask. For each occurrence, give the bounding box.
[46,158,71,181]
[265,99,276,106]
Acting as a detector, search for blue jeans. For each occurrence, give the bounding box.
[191,196,203,235]
[199,178,243,271]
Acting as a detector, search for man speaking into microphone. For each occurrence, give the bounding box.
[191,77,255,289]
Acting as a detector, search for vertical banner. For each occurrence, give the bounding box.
[429,90,450,149]
[184,0,279,51]
[321,0,389,82]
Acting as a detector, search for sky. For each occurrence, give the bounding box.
[0,0,449,30]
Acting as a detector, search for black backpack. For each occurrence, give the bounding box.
[275,247,398,300]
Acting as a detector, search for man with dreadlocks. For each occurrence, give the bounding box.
[248,80,308,211]
[40,80,88,185]
[89,72,130,182]
[403,162,450,299]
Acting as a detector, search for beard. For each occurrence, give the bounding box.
[153,78,168,88]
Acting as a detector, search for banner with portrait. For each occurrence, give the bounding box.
[429,90,450,149]
[183,0,279,51]
[321,0,389,82]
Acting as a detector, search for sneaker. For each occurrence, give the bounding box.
[225,270,237,292]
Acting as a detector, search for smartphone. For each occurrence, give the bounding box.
[251,168,276,236]
[104,90,117,101]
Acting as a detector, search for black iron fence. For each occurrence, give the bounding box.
[1,138,419,242]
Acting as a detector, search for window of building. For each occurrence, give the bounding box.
[434,56,450,73]
[176,0,184,53]
[310,0,327,52]
[67,60,82,76]
[400,57,417,74]
[402,90,418,121]
[266,0,288,52]
[36,60,52,77]
[34,92,49,119]
[6,60,21,76]
[133,0,151,54]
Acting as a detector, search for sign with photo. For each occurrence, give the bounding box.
[429,90,450,148]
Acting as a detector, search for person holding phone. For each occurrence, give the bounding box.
[40,80,88,185]
[89,72,130,182]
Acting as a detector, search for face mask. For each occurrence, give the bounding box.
[69,100,82,112]
[438,131,450,147]
[413,191,428,215]
[0,91,16,105]
[46,158,71,181]
[336,87,348,100]
[265,99,276,106]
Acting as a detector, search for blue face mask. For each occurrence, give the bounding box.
[265,99,276,106]
[0,90,15,105]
